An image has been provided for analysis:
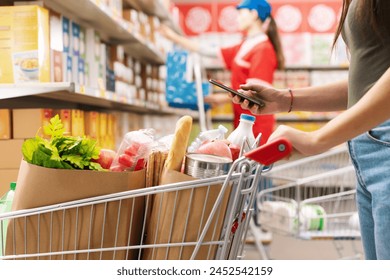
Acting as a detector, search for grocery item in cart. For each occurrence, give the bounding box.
[110,129,155,172]
[0,182,16,256]
[184,153,232,178]
[187,124,228,153]
[195,139,232,159]
[8,160,146,260]
[259,201,327,232]
[22,114,104,170]
[259,201,298,232]
[164,115,193,172]
[300,204,327,231]
[227,114,256,160]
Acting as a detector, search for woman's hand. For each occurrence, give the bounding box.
[268,125,330,157]
[230,83,290,115]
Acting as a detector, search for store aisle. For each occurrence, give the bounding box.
[243,233,364,260]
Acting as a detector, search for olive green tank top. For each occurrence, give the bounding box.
[342,0,390,108]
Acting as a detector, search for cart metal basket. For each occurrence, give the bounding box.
[249,145,362,259]
[0,139,291,260]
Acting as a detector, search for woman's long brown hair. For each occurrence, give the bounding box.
[266,16,285,70]
[333,0,382,47]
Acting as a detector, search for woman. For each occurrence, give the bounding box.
[160,0,284,145]
[233,0,390,260]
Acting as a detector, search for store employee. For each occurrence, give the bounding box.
[160,0,285,145]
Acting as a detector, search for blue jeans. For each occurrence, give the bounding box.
[348,119,390,260]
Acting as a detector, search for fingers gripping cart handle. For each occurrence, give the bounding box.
[244,138,292,166]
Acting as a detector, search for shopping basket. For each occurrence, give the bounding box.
[250,144,362,259]
[0,138,291,260]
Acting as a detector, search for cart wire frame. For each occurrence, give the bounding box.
[0,139,292,260]
[250,145,362,259]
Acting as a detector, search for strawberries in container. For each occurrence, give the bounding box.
[93,148,117,169]
[110,129,155,172]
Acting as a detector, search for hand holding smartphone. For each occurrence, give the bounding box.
[209,79,265,108]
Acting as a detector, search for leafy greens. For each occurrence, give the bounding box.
[22,114,103,171]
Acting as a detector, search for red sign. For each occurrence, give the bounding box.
[175,1,342,35]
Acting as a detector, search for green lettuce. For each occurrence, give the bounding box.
[22,114,103,171]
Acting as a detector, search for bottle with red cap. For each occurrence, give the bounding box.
[227,114,256,160]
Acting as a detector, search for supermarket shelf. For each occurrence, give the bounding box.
[0,83,196,117]
[124,0,182,35]
[43,0,165,65]
[206,65,349,71]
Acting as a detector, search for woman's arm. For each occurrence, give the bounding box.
[159,25,200,53]
[159,25,219,57]
[236,79,349,114]
[269,67,390,155]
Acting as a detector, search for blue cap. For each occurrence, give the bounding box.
[240,114,256,122]
[237,0,272,22]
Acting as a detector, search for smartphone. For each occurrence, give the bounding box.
[209,79,265,108]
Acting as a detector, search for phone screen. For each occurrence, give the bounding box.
[209,79,265,108]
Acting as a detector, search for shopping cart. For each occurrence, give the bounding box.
[0,138,291,260]
[249,144,362,259]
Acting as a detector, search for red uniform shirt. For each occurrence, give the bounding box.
[220,33,277,145]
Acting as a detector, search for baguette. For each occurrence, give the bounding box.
[164,115,193,171]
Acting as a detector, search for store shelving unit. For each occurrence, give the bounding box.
[0,0,193,117]
[124,0,182,35]
[42,0,165,65]
[0,83,197,117]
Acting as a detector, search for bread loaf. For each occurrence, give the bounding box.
[164,115,193,171]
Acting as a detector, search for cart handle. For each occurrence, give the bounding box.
[244,138,292,165]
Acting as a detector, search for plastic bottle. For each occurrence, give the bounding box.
[0,182,16,256]
[187,124,228,153]
[227,114,256,159]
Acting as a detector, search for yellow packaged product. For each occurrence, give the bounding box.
[0,5,50,84]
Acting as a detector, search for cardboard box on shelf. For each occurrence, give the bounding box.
[106,113,116,149]
[0,109,12,139]
[84,111,100,140]
[12,108,53,139]
[0,5,50,84]
[0,139,24,169]
[56,109,72,135]
[0,169,19,198]
[71,109,85,137]
[99,112,108,146]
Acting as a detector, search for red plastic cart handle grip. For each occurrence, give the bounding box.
[244,138,292,165]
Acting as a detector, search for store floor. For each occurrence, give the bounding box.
[242,232,364,260]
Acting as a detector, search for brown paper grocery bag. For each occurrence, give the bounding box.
[5,160,145,260]
[142,169,231,260]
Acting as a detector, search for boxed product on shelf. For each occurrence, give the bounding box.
[61,16,72,82]
[0,139,24,169]
[12,108,53,139]
[56,109,72,135]
[0,5,50,84]
[0,109,11,139]
[49,10,64,83]
[84,111,100,141]
[86,28,102,89]
[71,109,85,137]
